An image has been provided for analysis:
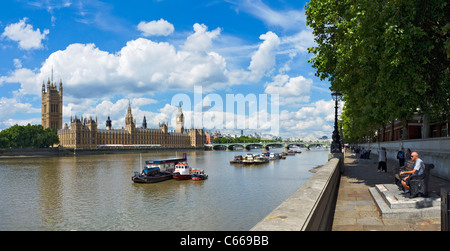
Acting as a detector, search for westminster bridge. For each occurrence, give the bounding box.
[205,141,330,151]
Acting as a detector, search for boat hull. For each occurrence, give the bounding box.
[192,175,208,181]
[132,172,173,183]
[173,173,192,180]
[253,160,269,164]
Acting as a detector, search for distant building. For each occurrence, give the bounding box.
[43,77,204,149]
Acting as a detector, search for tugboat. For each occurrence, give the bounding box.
[173,162,192,180]
[132,165,173,183]
[132,153,187,184]
[192,169,208,181]
[145,153,187,173]
[242,154,255,164]
[287,150,296,155]
[230,155,244,164]
[254,155,269,164]
[269,152,278,160]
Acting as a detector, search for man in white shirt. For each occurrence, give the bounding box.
[377,147,387,172]
[400,152,425,193]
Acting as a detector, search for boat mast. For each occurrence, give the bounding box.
[140,153,143,173]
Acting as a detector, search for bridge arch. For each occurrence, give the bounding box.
[245,143,263,150]
[265,143,284,150]
[212,144,228,150]
[286,143,306,149]
[228,144,245,150]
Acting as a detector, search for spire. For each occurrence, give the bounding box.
[142,116,147,129]
[125,100,134,126]
[106,116,112,130]
[127,100,132,114]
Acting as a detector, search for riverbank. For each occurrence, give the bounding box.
[332,152,448,230]
[0,146,204,159]
[251,154,342,231]
[360,137,450,181]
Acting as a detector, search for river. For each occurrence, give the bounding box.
[0,148,329,230]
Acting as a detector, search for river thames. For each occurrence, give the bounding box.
[0,148,329,230]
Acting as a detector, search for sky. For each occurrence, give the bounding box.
[0,0,337,139]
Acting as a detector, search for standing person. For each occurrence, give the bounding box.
[397,148,405,167]
[405,148,412,161]
[378,147,387,172]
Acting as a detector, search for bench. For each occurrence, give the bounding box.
[409,163,434,198]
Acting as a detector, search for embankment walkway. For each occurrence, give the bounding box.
[332,152,449,231]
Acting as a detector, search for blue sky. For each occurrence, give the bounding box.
[0,0,335,139]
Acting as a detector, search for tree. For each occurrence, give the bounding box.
[0,124,59,148]
[306,0,450,141]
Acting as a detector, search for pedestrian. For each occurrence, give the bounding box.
[405,148,412,161]
[378,147,387,172]
[397,147,405,167]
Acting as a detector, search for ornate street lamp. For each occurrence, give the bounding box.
[330,91,342,153]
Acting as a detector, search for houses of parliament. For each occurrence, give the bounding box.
[42,78,205,149]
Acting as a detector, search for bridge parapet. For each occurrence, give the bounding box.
[209,141,328,150]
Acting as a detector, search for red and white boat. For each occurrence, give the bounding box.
[173,162,192,180]
[192,169,208,181]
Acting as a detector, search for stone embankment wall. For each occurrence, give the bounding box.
[0,147,70,158]
[360,137,450,181]
[251,155,342,231]
[0,146,204,158]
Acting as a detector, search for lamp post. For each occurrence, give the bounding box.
[339,119,344,148]
[330,91,342,153]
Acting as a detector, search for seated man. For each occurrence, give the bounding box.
[400,152,425,195]
[394,159,414,189]
[359,147,366,158]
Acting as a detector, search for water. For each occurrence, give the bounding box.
[0,149,329,230]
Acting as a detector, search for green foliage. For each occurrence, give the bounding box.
[306,0,450,142]
[0,124,60,148]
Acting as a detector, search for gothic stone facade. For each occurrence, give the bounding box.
[42,79,204,149]
[41,79,63,130]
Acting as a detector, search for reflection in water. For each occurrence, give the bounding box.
[0,149,328,230]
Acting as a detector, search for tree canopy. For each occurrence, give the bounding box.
[0,124,60,148]
[305,0,449,142]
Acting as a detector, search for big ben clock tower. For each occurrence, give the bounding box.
[176,103,184,134]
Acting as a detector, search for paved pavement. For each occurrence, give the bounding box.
[332,152,449,231]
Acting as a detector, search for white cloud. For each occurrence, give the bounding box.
[264,74,312,105]
[1,18,49,50]
[280,29,315,54]
[228,0,306,31]
[279,99,336,138]
[0,67,38,96]
[62,98,160,129]
[0,117,41,129]
[183,23,221,52]
[0,97,40,128]
[1,23,287,100]
[3,24,230,98]
[247,31,280,82]
[137,19,174,37]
